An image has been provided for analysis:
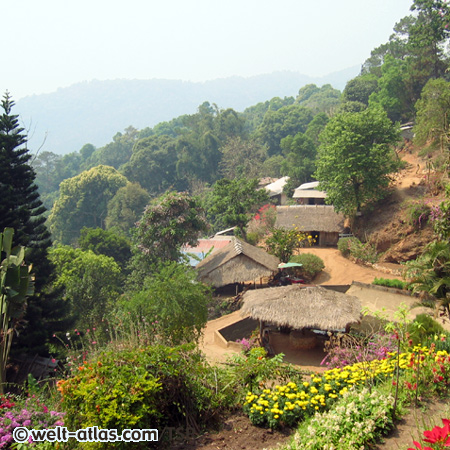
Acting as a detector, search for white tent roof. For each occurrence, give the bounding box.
[265,176,289,196]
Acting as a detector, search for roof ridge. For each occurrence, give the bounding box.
[233,238,243,255]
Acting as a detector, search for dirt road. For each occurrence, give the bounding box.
[300,247,401,285]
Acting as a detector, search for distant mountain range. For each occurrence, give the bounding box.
[16,67,359,155]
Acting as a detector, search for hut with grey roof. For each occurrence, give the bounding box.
[196,238,280,288]
[276,205,345,246]
[293,181,327,205]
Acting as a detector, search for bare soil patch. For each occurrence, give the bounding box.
[170,412,294,450]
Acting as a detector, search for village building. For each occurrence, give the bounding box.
[264,176,289,205]
[292,181,327,205]
[196,238,280,288]
[275,204,345,246]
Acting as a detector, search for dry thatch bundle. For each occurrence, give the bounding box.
[241,285,361,331]
[275,205,345,232]
[196,238,280,287]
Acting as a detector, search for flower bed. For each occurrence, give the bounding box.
[244,345,450,429]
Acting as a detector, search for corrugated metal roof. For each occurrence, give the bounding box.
[265,176,289,196]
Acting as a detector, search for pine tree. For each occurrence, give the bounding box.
[0,92,51,251]
[0,92,72,356]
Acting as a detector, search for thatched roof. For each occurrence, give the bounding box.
[241,285,362,331]
[276,205,345,233]
[196,238,280,287]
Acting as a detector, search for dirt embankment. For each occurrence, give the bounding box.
[354,147,445,263]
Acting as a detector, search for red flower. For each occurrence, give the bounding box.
[408,441,433,450]
[423,419,450,445]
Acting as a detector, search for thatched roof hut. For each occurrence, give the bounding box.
[276,205,345,246]
[196,238,280,287]
[241,285,362,331]
[276,205,344,232]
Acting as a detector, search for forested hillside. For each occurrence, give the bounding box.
[16,68,358,156]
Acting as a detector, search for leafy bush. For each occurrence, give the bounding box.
[407,314,446,345]
[266,228,312,263]
[373,277,409,290]
[337,236,358,257]
[58,344,235,448]
[337,236,378,264]
[290,253,324,280]
[226,347,303,393]
[405,200,431,229]
[117,261,211,345]
[246,231,261,246]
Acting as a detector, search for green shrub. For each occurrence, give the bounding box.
[290,253,325,280]
[337,236,358,257]
[407,314,446,345]
[246,231,261,246]
[58,344,235,448]
[405,200,431,229]
[337,236,378,264]
[225,347,303,393]
[373,277,408,290]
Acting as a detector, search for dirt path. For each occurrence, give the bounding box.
[301,247,400,285]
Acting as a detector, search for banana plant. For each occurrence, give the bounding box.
[0,228,34,394]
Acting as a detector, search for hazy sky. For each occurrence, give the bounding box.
[2,0,413,100]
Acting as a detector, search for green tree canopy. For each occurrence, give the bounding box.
[414,78,450,150]
[82,126,139,170]
[256,104,314,156]
[118,261,211,345]
[49,246,121,328]
[368,55,409,122]
[48,165,128,245]
[315,106,401,216]
[219,136,267,179]
[105,182,150,236]
[134,191,208,266]
[120,135,178,194]
[343,74,379,105]
[296,84,342,114]
[205,178,270,241]
[280,132,317,194]
[79,227,132,269]
[405,0,450,102]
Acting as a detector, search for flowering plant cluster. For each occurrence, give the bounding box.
[244,380,338,429]
[57,352,162,431]
[286,388,395,450]
[322,332,397,369]
[253,204,277,229]
[0,396,64,449]
[408,418,450,450]
[236,337,257,353]
[401,343,450,401]
[244,346,450,428]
